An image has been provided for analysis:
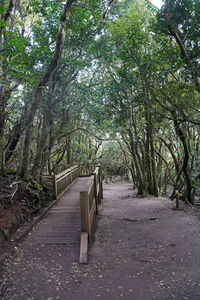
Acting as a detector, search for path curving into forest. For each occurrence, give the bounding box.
[1,182,200,300]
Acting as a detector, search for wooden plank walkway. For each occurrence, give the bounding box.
[30,177,89,245]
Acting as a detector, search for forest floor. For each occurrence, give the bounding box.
[1,181,200,300]
[0,175,53,248]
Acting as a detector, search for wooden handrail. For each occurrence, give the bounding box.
[80,165,103,239]
[43,164,103,201]
[79,164,100,177]
[43,164,103,264]
[81,175,94,193]
[55,165,78,180]
[53,165,79,199]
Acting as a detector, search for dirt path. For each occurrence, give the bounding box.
[1,182,200,300]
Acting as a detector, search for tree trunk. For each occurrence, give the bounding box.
[173,118,193,204]
[66,135,71,165]
[5,105,28,163]
[150,130,159,196]
[128,130,146,195]
[144,108,159,196]
[32,109,50,180]
[0,92,6,175]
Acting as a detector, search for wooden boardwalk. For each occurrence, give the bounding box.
[30,177,89,245]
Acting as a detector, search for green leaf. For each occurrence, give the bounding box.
[0,5,5,14]
[0,19,7,27]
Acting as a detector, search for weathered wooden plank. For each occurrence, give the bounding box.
[28,170,102,261]
[31,177,89,245]
[79,232,88,264]
[55,165,78,180]
[80,191,90,235]
[89,200,96,232]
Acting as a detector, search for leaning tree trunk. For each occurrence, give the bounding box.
[19,0,76,180]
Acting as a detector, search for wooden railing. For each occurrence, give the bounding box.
[93,165,103,207]
[80,165,103,236]
[43,164,102,200]
[79,164,97,176]
[80,175,96,239]
[53,165,79,199]
[43,164,103,263]
[79,165,103,263]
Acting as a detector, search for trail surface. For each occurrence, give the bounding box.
[1,182,200,300]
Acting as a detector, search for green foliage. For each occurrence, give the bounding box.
[157,0,200,67]
[0,5,5,14]
[0,0,199,201]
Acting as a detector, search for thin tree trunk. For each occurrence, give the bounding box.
[32,110,50,180]
[150,130,159,196]
[173,118,193,204]
[0,90,6,175]
[66,136,71,165]
[128,130,146,195]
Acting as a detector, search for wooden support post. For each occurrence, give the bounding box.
[52,175,57,199]
[93,173,98,215]
[80,232,88,264]
[99,165,103,202]
[81,167,83,176]
[175,190,180,209]
[70,171,72,184]
[80,191,91,239]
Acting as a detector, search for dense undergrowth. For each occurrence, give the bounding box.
[0,175,53,244]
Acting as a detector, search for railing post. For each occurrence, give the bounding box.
[80,191,91,239]
[93,173,98,215]
[52,174,57,199]
[99,165,103,202]
[70,169,72,184]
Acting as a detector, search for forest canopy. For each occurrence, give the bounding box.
[0,0,199,204]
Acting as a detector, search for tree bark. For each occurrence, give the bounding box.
[32,107,51,180]
[0,0,17,39]
[127,130,146,195]
[5,104,28,163]
[173,118,193,204]
[0,92,6,175]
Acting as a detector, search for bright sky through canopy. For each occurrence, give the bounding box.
[150,0,163,8]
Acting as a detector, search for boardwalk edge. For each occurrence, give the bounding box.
[13,198,58,242]
[12,180,78,243]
